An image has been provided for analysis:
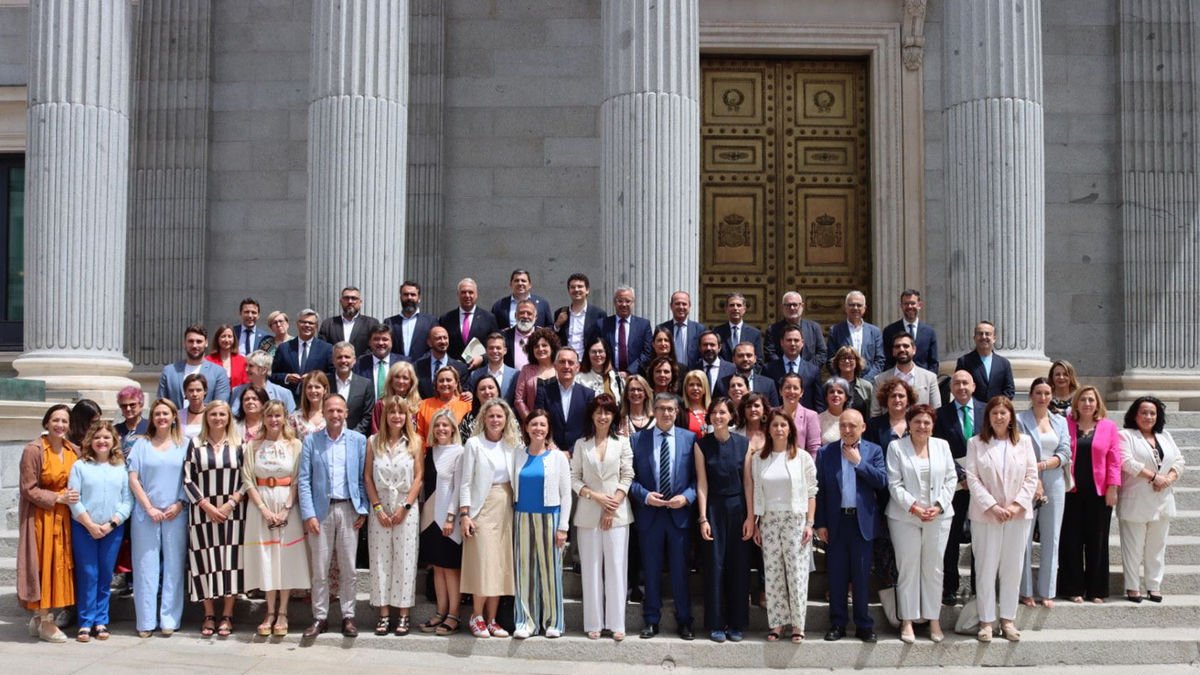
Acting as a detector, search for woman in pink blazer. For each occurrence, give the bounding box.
[1060,386,1122,603]
[964,396,1037,643]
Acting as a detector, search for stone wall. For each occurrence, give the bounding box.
[0,6,27,85]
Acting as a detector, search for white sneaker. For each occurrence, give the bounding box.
[545,628,561,638]
[513,628,531,639]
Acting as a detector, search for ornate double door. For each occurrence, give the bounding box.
[699,57,871,329]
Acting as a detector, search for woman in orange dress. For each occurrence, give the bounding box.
[17,403,79,643]
[417,366,472,440]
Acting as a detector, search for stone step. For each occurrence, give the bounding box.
[1166,428,1200,447]
[1173,487,1200,510]
[1026,535,1200,566]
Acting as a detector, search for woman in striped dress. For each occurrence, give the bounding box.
[183,400,246,638]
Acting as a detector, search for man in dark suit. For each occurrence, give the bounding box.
[934,369,985,604]
[534,347,595,454]
[234,297,271,356]
[765,291,827,367]
[954,320,1015,401]
[715,342,781,407]
[503,299,539,370]
[827,290,886,380]
[713,292,762,362]
[554,272,606,355]
[439,278,499,370]
[692,330,735,397]
[330,342,375,435]
[656,291,706,370]
[271,309,335,402]
[598,285,653,374]
[490,268,553,330]
[468,332,519,405]
[628,393,697,641]
[413,326,468,399]
[761,325,821,410]
[814,409,887,643]
[881,289,940,374]
[353,324,408,398]
[382,280,436,361]
[317,286,381,358]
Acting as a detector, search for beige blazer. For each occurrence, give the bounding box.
[570,435,635,528]
[964,435,1038,523]
[885,436,957,522]
[1117,429,1185,523]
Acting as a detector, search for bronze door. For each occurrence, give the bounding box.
[699,57,870,329]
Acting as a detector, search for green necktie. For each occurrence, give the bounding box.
[961,403,974,439]
[376,360,386,398]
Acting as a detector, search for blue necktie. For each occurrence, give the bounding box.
[658,433,672,499]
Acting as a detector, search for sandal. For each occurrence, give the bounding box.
[420,612,447,633]
[791,631,805,643]
[94,625,110,641]
[217,615,234,637]
[394,615,410,636]
[612,631,625,642]
[76,628,91,643]
[258,614,276,637]
[766,630,781,642]
[375,616,391,636]
[200,615,217,638]
[436,614,460,636]
[1126,591,1143,603]
[587,631,601,640]
[1147,592,1164,603]
[272,616,288,637]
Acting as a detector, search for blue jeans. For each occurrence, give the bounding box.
[71,521,124,628]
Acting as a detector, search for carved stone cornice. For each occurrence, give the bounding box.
[902,0,927,71]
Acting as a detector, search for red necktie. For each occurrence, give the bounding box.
[618,318,628,370]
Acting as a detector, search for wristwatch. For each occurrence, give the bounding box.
[403,502,413,511]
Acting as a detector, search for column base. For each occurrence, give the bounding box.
[13,351,138,409]
[1110,370,1200,411]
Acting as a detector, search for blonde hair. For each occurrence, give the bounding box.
[371,396,422,458]
[144,398,184,446]
[197,400,242,447]
[80,420,124,466]
[260,400,297,441]
[426,407,463,447]
[1070,385,1108,422]
[471,398,523,447]
[682,369,711,408]
[385,361,422,411]
[299,371,331,418]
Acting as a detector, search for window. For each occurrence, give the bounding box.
[0,153,23,349]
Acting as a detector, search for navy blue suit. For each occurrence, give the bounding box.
[490,294,553,330]
[692,358,735,395]
[318,314,380,358]
[413,353,469,399]
[352,352,409,389]
[598,314,653,374]
[554,304,606,351]
[270,338,334,402]
[657,319,706,370]
[534,379,595,454]
[439,307,500,364]
[954,350,1015,402]
[381,311,436,361]
[761,357,821,411]
[765,318,827,367]
[814,438,887,632]
[629,425,698,626]
[881,319,940,374]
[714,373,781,408]
[713,322,763,363]
[828,321,886,380]
[468,365,519,406]
[233,324,271,355]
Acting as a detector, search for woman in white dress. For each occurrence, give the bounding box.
[242,400,309,637]
[366,396,425,636]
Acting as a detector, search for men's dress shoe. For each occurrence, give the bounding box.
[942,594,958,607]
[824,626,846,641]
[303,619,328,639]
[678,625,694,641]
[639,623,659,639]
[855,629,877,643]
[709,630,727,643]
[727,630,744,643]
[342,617,358,637]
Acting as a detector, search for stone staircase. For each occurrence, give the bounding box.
[3,414,1200,668]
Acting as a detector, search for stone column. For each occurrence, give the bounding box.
[126,0,212,367]
[14,0,137,404]
[404,0,444,312]
[308,0,408,320]
[941,0,1049,377]
[1112,0,1200,407]
[600,0,700,307]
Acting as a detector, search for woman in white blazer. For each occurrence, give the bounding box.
[964,396,1038,643]
[1117,397,1185,602]
[571,394,634,640]
[885,404,957,643]
[1016,378,1072,607]
[458,398,522,638]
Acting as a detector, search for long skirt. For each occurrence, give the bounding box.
[460,484,515,596]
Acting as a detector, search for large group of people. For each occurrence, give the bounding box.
[15,272,1187,647]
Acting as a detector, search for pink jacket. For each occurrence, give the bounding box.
[1067,417,1123,495]
[964,435,1038,523]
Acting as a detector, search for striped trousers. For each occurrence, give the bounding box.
[513,510,564,635]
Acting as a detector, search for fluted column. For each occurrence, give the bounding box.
[600,0,699,306]
[942,0,1049,376]
[14,0,137,403]
[126,0,212,366]
[404,0,444,311]
[308,0,408,319]
[1112,0,1200,406]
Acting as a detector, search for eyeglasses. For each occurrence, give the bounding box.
[118,401,140,409]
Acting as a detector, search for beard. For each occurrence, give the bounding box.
[401,300,418,315]
[515,319,535,333]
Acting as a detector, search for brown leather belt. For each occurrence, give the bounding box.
[256,476,292,488]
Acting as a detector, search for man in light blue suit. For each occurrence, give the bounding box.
[298,394,369,639]
[629,393,698,641]
[827,290,886,380]
[157,324,230,408]
[230,350,296,416]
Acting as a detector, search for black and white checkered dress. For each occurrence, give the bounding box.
[183,440,246,602]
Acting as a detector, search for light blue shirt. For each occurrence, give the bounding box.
[69,460,134,524]
[840,446,858,509]
[981,353,993,379]
[401,313,418,357]
[559,380,574,415]
[648,426,675,503]
[127,438,187,510]
[326,429,349,500]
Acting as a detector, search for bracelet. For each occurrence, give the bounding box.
[698,519,708,525]
[372,504,383,512]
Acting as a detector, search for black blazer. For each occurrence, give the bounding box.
[490,294,554,330]
[352,352,410,383]
[691,358,736,394]
[761,358,821,411]
[554,304,606,350]
[764,318,827,367]
[882,319,940,374]
[317,314,380,358]
[334,374,376,436]
[382,311,436,361]
[535,379,595,454]
[715,373,781,407]
[439,307,500,363]
[655,318,707,369]
[934,398,986,480]
[954,350,1015,402]
[412,354,469,399]
[598,314,654,374]
[713,322,763,362]
[270,338,335,401]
